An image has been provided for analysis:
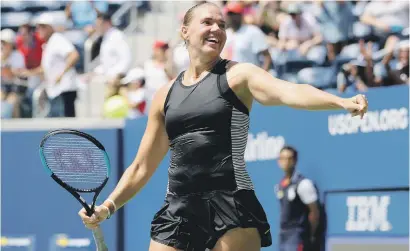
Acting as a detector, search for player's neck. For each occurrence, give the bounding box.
[187,56,220,79]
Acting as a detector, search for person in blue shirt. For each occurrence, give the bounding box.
[65,0,108,34]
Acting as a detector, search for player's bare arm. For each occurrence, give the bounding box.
[227,62,368,118]
[101,81,174,212]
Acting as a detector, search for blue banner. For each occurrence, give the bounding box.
[1,129,120,251]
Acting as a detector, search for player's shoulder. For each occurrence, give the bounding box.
[226,61,259,77]
[153,77,179,115]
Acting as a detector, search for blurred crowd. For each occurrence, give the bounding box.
[1,0,409,120]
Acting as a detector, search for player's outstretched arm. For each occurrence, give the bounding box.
[239,63,368,118]
[79,82,172,229]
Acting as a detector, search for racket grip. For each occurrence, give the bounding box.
[92,226,108,251]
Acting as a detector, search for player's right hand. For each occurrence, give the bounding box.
[78,205,109,229]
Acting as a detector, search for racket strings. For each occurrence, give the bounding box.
[42,135,108,190]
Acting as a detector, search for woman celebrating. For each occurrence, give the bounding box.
[79,2,368,251]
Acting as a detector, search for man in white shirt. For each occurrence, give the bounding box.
[25,13,80,117]
[93,13,132,79]
[82,12,132,117]
[223,2,272,71]
[275,146,321,251]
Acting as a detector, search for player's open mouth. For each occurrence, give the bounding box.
[206,38,219,44]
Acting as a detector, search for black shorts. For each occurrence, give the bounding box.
[150,189,272,251]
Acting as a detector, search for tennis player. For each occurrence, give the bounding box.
[79,2,368,251]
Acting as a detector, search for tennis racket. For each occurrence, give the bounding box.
[39,129,110,251]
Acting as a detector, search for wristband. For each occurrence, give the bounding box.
[101,205,111,219]
[106,199,117,214]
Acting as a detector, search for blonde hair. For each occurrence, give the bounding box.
[179,1,219,45]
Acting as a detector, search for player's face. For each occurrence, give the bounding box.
[278,149,296,172]
[183,5,227,57]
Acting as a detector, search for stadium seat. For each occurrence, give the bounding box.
[297,67,333,89]
[306,45,327,66]
[336,42,379,63]
[281,73,299,84]
[352,1,369,17]
[23,1,52,14]
[32,11,70,28]
[274,50,315,77]
[338,43,361,60]
[0,1,25,13]
[63,30,87,46]
[323,88,340,96]
[352,21,372,39]
[1,12,32,30]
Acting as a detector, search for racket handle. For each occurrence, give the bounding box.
[92,226,108,251]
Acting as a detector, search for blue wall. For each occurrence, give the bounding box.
[1,129,121,251]
[123,85,409,251]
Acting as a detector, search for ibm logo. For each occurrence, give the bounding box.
[345,196,392,232]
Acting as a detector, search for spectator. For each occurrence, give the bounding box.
[337,40,375,93]
[1,29,26,118]
[377,41,409,86]
[257,0,287,47]
[24,13,80,118]
[65,0,108,35]
[93,12,132,80]
[223,2,272,71]
[144,40,172,110]
[275,146,321,251]
[313,0,355,61]
[16,24,44,71]
[15,24,44,93]
[277,3,323,57]
[360,0,409,48]
[240,0,260,25]
[120,67,146,119]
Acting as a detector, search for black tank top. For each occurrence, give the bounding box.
[164,59,254,194]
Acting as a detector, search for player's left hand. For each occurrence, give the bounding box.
[78,205,109,230]
[343,94,368,119]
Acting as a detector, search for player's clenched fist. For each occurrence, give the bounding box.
[78,205,109,230]
[343,94,369,119]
